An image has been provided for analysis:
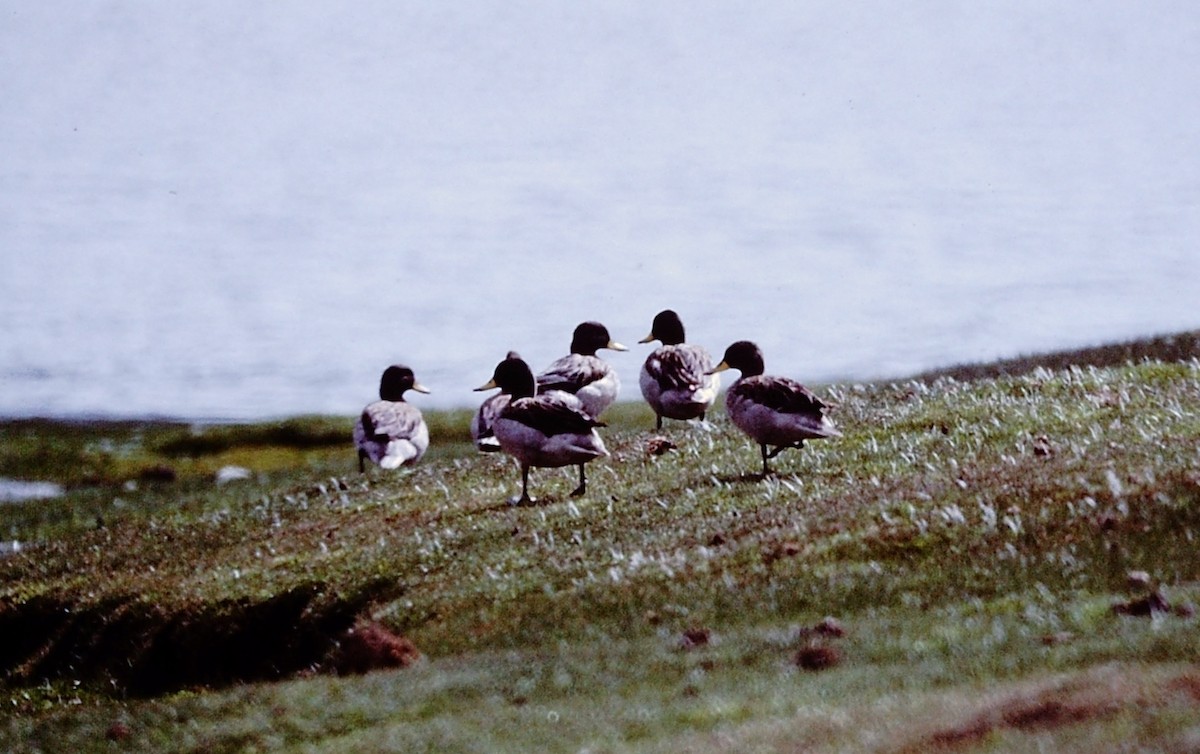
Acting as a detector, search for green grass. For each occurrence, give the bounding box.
[2,339,1200,752]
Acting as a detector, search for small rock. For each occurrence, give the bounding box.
[1126,570,1153,590]
[106,722,132,741]
[1041,631,1075,646]
[814,616,846,637]
[1112,590,1171,617]
[763,540,803,566]
[795,644,841,671]
[645,437,678,456]
[681,627,711,649]
[1032,435,1054,457]
[332,621,421,675]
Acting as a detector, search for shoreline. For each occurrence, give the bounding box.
[2,328,1198,425]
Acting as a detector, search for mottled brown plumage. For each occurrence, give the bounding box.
[536,321,627,418]
[478,354,608,505]
[709,341,839,477]
[354,365,430,472]
[638,310,719,429]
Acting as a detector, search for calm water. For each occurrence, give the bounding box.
[2,2,1198,420]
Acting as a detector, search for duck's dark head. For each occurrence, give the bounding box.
[707,340,765,378]
[639,309,686,346]
[380,365,431,401]
[475,352,537,399]
[570,321,628,356]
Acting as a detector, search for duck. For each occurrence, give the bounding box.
[477,353,608,505]
[353,364,431,473]
[470,351,521,453]
[707,341,840,477]
[536,321,627,418]
[638,309,720,429]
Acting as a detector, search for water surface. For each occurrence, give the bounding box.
[2,2,1197,419]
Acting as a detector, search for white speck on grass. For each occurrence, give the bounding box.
[215,466,252,485]
[1105,468,1124,498]
[0,479,64,503]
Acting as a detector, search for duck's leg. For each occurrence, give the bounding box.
[358,449,367,474]
[570,463,587,497]
[510,464,536,506]
[765,440,805,459]
[655,414,663,431]
[759,444,772,478]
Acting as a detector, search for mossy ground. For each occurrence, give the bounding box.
[2,338,1200,752]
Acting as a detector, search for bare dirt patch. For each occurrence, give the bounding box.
[905,664,1200,752]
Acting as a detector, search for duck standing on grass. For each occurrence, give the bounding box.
[536,321,627,418]
[477,354,608,506]
[354,365,431,473]
[470,351,522,453]
[707,341,840,478]
[638,309,720,429]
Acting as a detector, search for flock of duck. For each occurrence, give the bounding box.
[353,310,841,505]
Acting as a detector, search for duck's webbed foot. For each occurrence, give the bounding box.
[509,465,537,506]
[570,464,588,497]
[758,444,773,479]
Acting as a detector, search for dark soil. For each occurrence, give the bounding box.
[0,578,402,696]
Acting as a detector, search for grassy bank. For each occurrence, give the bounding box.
[2,332,1200,752]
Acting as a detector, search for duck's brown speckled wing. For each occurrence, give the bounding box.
[536,354,607,394]
[503,393,604,437]
[733,375,828,415]
[361,401,425,440]
[643,345,712,391]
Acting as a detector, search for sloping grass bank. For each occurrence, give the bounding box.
[2,332,1200,752]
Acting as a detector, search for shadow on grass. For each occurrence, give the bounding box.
[0,578,405,697]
